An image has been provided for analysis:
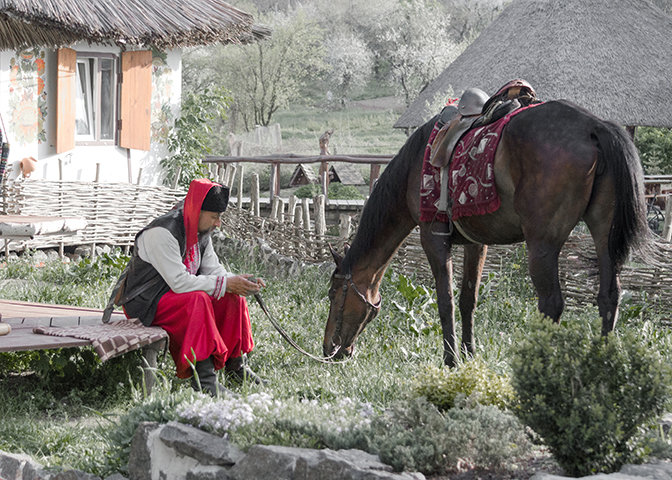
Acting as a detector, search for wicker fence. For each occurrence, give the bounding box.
[1,178,184,252]
[2,177,671,313]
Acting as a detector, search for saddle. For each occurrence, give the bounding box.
[429,79,539,169]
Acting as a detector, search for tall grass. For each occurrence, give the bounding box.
[1,243,671,476]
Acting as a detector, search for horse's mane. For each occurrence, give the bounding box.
[342,117,437,272]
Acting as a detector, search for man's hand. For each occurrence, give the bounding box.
[226,274,266,296]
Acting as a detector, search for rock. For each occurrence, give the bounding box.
[0,450,52,480]
[186,465,234,480]
[159,422,244,466]
[51,470,101,480]
[103,474,128,480]
[44,249,61,262]
[127,421,160,480]
[229,445,425,480]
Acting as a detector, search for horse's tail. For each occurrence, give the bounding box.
[593,121,652,270]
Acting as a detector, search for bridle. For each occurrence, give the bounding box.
[330,272,382,348]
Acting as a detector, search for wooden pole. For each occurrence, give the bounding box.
[339,214,352,240]
[663,194,672,242]
[288,195,298,225]
[171,167,181,190]
[301,197,311,232]
[127,149,133,183]
[369,164,381,194]
[314,194,326,237]
[237,164,244,210]
[251,173,260,217]
[136,167,143,185]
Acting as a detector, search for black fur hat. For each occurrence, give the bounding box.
[201,184,230,212]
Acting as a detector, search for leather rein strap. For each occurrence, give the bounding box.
[252,292,345,364]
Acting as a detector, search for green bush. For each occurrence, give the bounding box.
[510,314,672,476]
[365,397,530,474]
[327,182,364,200]
[412,357,515,411]
[635,127,672,175]
[294,183,321,199]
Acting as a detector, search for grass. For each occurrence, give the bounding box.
[1,243,671,477]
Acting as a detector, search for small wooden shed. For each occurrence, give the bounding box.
[329,164,365,185]
[289,164,319,186]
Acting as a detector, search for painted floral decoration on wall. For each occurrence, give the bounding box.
[8,49,47,145]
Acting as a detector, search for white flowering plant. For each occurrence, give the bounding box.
[176,392,376,449]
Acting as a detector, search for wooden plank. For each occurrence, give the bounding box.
[0,326,91,352]
[119,50,152,151]
[56,48,76,153]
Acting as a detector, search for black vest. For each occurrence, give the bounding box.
[122,208,210,326]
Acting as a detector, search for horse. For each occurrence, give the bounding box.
[322,99,652,367]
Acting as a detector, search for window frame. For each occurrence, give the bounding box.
[74,51,118,147]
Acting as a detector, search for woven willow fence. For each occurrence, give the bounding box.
[2,178,671,312]
[1,178,185,251]
[223,205,672,313]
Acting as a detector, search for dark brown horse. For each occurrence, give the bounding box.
[323,100,652,367]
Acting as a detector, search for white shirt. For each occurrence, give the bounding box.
[136,227,232,299]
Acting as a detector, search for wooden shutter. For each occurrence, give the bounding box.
[119,50,152,151]
[56,48,76,153]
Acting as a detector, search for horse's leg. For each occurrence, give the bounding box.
[583,177,620,334]
[525,240,564,321]
[459,243,487,356]
[419,222,456,366]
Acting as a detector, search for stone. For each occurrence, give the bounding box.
[51,470,101,480]
[186,465,234,480]
[229,445,425,480]
[0,450,51,480]
[44,249,61,262]
[103,474,128,480]
[159,422,244,466]
[127,421,160,480]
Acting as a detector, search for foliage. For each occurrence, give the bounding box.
[510,314,672,476]
[105,385,198,475]
[184,8,327,131]
[327,182,364,199]
[293,183,321,199]
[412,357,515,411]
[363,397,531,474]
[635,127,672,175]
[323,30,374,107]
[160,87,231,188]
[368,0,464,106]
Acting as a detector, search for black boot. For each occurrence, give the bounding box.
[225,355,265,385]
[191,357,231,397]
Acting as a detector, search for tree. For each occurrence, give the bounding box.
[369,0,464,107]
[184,8,327,131]
[324,29,374,106]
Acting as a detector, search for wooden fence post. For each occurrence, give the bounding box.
[251,173,260,217]
[288,195,298,225]
[339,213,352,240]
[301,197,311,232]
[663,194,672,242]
[271,195,285,222]
[237,164,244,210]
[369,164,381,194]
[314,194,326,237]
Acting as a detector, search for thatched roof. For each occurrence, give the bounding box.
[396,0,672,129]
[289,164,319,186]
[0,0,270,50]
[329,164,365,186]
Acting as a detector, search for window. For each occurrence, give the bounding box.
[57,48,151,153]
[75,54,117,144]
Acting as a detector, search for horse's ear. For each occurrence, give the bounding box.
[329,243,343,266]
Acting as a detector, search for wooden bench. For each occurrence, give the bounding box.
[0,299,168,392]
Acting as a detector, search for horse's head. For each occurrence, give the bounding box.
[323,244,382,360]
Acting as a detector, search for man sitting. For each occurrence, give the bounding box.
[120,178,264,396]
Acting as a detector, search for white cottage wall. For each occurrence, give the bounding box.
[1,44,181,186]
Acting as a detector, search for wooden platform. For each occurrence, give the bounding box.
[0,299,128,352]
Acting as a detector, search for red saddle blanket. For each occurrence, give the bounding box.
[420,104,539,222]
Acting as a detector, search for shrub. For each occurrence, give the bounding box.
[412,357,515,411]
[635,127,672,174]
[367,397,531,474]
[510,314,672,476]
[294,183,321,199]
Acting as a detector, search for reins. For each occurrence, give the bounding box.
[252,273,381,364]
[331,272,382,347]
[252,292,346,364]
